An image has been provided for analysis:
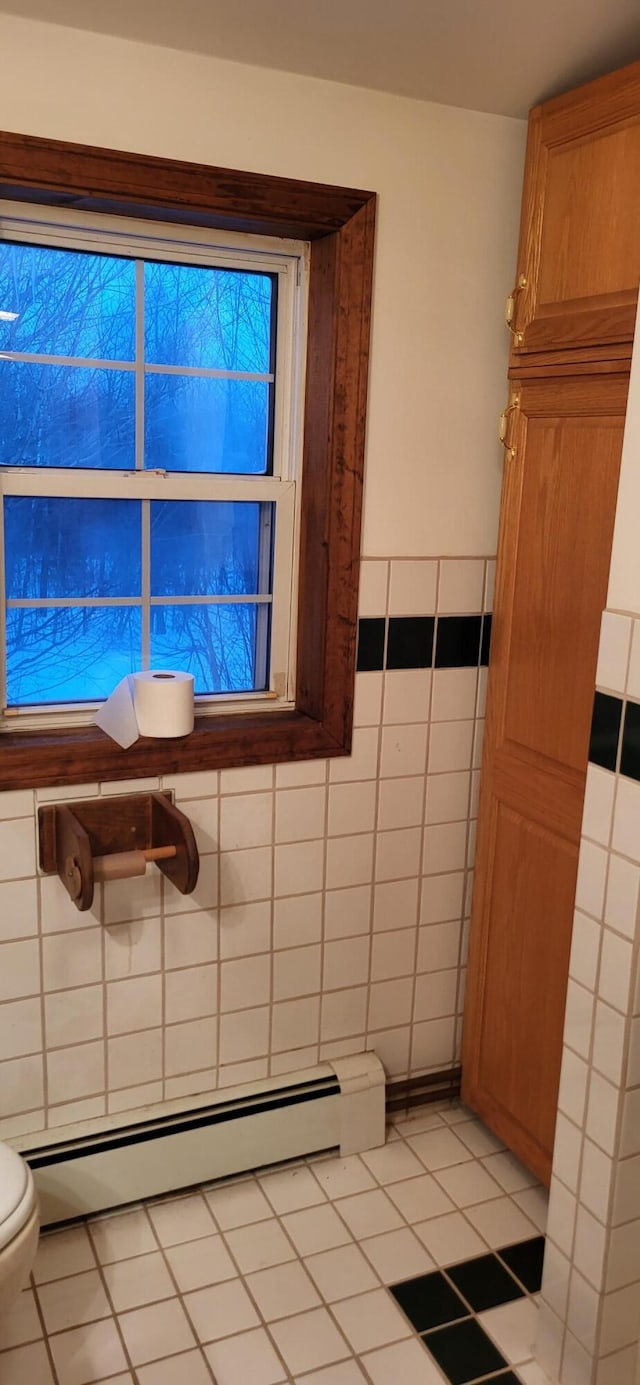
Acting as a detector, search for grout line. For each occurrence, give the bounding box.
[222,1174,392,1376]
[99,882,110,1124]
[159,846,168,1108]
[317,758,331,1065]
[182,1180,300,1384]
[27,1273,61,1384]
[137,1199,225,1384]
[6,1109,546,1385]
[408,577,436,1083]
[80,1244,142,1381]
[213,782,222,1092]
[35,864,49,1134]
[362,636,385,1061]
[264,766,276,1081]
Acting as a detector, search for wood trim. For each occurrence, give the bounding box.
[507,105,544,367]
[537,57,640,142]
[0,131,373,240]
[508,345,632,379]
[0,710,341,791]
[515,302,638,357]
[385,1068,462,1116]
[0,132,377,791]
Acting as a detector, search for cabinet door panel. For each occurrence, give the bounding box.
[538,126,640,306]
[474,801,577,1159]
[504,412,623,770]
[461,374,626,1183]
[510,62,640,361]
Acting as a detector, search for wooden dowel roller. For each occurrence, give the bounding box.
[94,845,177,883]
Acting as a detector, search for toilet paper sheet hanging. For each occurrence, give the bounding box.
[94,670,195,748]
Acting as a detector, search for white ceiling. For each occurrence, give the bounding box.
[2,0,640,118]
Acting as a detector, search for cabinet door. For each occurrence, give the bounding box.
[509,61,640,363]
[461,373,627,1184]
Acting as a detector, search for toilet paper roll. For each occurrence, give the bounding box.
[132,670,194,738]
[94,669,194,747]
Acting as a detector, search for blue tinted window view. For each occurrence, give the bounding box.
[0,245,275,474]
[0,363,135,469]
[150,603,270,696]
[150,501,273,693]
[4,497,273,705]
[144,263,273,373]
[150,501,271,597]
[0,242,136,359]
[6,607,141,706]
[4,498,141,600]
[145,375,270,474]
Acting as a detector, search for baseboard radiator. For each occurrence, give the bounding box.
[26,1053,386,1227]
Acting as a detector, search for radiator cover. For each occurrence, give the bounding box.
[24,1053,386,1225]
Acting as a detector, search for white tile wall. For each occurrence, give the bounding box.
[387,560,437,616]
[357,561,389,619]
[595,612,632,696]
[0,556,492,1141]
[538,608,640,1385]
[437,559,485,614]
[627,621,640,701]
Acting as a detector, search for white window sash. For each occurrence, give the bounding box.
[0,203,307,728]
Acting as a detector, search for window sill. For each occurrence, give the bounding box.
[0,708,347,791]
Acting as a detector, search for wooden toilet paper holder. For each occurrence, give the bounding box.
[38,792,199,912]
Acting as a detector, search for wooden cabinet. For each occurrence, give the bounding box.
[462,375,627,1183]
[508,61,640,367]
[462,59,639,1183]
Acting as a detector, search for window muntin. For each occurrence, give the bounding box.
[4,495,275,706]
[0,241,276,475]
[0,206,304,725]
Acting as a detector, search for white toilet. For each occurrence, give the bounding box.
[0,1144,39,1314]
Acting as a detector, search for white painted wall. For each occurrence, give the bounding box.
[0,13,526,557]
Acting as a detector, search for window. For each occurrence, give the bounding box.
[0,131,376,790]
[1,209,304,723]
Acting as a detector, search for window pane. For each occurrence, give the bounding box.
[0,362,135,468]
[0,242,135,360]
[150,603,270,695]
[6,607,141,706]
[4,498,141,599]
[144,263,273,372]
[145,374,270,474]
[150,501,272,597]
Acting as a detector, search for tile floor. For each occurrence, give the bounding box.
[0,1101,550,1385]
[391,1236,545,1383]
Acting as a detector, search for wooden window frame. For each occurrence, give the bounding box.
[0,132,376,791]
